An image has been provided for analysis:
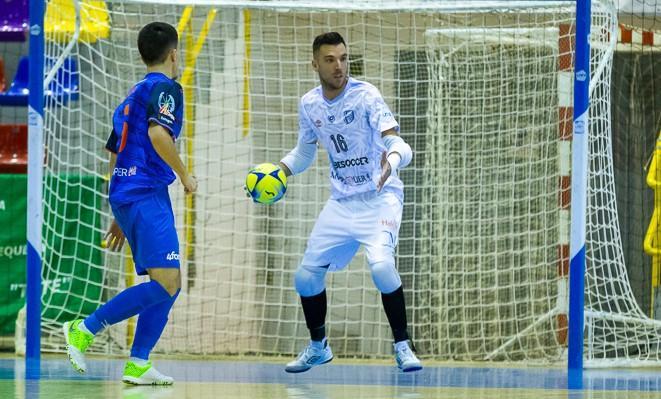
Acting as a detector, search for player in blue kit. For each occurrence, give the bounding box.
[277,32,422,373]
[63,22,197,385]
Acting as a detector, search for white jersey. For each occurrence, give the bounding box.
[298,77,403,201]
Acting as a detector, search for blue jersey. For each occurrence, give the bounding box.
[106,72,184,206]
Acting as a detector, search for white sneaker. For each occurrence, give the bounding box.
[285,338,333,373]
[394,340,422,372]
[122,361,174,385]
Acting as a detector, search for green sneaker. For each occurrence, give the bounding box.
[122,360,174,385]
[63,319,94,373]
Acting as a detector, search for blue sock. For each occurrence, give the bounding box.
[130,289,180,360]
[84,280,171,335]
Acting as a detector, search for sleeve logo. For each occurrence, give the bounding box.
[158,91,176,121]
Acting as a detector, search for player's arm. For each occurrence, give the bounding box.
[109,152,117,175]
[363,86,412,190]
[104,130,125,251]
[382,128,412,171]
[279,101,318,177]
[279,139,317,178]
[148,122,197,193]
[377,129,413,191]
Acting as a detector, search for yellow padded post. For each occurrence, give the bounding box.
[644,131,661,317]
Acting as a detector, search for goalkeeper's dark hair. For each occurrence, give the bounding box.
[137,22,178,66]
[313,32,346,57]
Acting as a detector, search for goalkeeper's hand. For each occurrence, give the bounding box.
[104,219,126,252]
[377,151,391,192]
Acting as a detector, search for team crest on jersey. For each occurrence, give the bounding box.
[343,110,355,124]
[158,92,176,120]
[315,120,322,127]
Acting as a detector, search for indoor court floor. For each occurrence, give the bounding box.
[1,355,661,398]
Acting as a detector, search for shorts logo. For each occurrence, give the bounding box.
[381,230,396,248]
[344,110,355,124]
[166,251,180,261]
[381,219,397,229]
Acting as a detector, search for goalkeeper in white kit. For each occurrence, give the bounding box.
[276,32,421,373]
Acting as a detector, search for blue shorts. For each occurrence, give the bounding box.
[111,187,180,275]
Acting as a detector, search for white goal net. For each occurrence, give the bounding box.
[29,0,661,366]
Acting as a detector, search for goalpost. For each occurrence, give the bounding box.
[25,0,661,367]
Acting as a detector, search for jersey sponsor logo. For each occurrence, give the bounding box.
[332,156,369,169]
[166,251,180,261]
[113,166,137,177]
[330,171,371,186]
[158,91,176,122]
[343,110,355,124]
[383,111,393,119]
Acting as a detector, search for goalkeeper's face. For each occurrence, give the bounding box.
[313,43,348,91]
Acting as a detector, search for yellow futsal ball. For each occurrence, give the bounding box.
[245,163,287,205]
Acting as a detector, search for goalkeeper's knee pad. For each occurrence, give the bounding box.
[370,260,402,294]
[294,264,327,297]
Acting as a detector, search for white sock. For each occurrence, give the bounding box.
[129,357,149,366]
[78,321,93,335]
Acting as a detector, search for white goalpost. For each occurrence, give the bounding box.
[25,0,661,367]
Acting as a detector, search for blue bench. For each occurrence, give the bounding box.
[0,56,79,106]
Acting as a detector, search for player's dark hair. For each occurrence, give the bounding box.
[137,22,178,66]
[313,32,346,57]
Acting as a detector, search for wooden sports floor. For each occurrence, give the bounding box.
[1,355,661,399]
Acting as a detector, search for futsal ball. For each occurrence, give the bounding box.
[245,163,287,205]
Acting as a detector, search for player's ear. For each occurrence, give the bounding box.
[311,59,318,72]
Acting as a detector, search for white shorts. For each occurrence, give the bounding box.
[301,191,403,271]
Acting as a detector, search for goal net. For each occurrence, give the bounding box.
[29,0,660,366]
